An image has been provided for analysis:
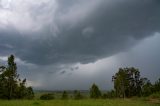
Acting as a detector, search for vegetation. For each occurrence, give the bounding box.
[73,90,83,100]
[40,93,54,100]
[110,67,160,99]
[102,90,116,99]
[0,55,34,100]
[90,83,101,98]
[154,78,160,93]
[0,99,159,106]
[61,91,68,99]
[0,55,160,106]
[149,92,160,99]
[112,67,152,98]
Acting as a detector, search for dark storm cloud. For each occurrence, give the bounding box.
[0,0,160,65]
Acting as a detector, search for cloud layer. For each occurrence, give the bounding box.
[0,0,160,65]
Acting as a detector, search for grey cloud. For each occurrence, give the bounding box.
[70,66,79,72]
[35,34,160,90]
[60,70,66,75]
[0,0,160,66]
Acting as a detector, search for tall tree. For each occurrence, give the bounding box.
[90,83,101,99]
[112,67,148,98]
[0,55,34,99]
[6,55,18,99]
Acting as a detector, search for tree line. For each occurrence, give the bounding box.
[89,67,160,99]
[40,66,160,100]
[0,55,160,100]
[112,67,160,98]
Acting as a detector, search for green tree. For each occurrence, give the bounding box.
[0,66,7,99]
[25,87,34,99]
[112,68,128,98]
[90,83,101,99]
[0,55,34,100]
[154,78,160,93]
[112,67,148,98]
[5,55,19,99]
[142,80,153,96]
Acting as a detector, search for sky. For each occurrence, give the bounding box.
[0,0,160,90]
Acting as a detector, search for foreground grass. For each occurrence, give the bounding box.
[0,99,159,106]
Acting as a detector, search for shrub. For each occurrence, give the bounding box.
[40,93,54,100]
[102,90,116,99]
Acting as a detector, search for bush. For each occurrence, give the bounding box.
[24,87,34,99]
[40,93,54,100]
[102,90,116,99]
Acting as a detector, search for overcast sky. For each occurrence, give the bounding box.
[0,0,160,90]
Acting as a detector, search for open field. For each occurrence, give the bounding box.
[0,99,160,106]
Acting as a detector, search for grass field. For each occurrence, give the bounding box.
[0,99,159,106]
[0,92,160,106]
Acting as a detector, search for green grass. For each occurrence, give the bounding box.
[0,99,159,106]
